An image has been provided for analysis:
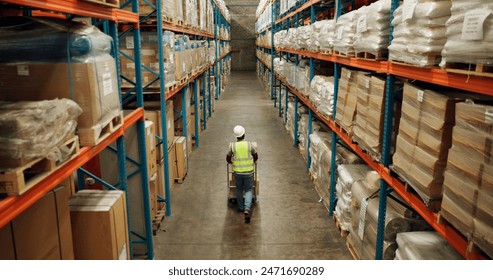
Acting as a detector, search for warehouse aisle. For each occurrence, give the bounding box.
[154,71,352,260]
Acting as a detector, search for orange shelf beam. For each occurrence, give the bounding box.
[276,0,322,25]
[0,0,139,23]
[389,63,493,96]
[159,22,214,38]
[273,71,487,259]
[0,108,144,229]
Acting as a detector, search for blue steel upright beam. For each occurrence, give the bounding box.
[284,85,289,124]
[329,0,343,217]
[375,0,400,260]
[194,80,200,147]
[293,97,299,147]
[202,73,207,130]
[156,0,172,219]
[270,2,276,102]
[182,86,189,171]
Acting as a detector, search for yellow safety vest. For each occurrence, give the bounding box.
[231,141,254,173]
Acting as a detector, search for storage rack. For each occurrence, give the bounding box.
[125,0,230,219]
[256,0,492,260]
[0,0,154,259]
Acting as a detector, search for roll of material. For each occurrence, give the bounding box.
[0,16,112,63]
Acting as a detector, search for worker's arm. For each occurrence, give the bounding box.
[226,150,233,164]
[251,146,258,163]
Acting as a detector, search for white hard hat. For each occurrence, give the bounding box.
[233,125,245,138]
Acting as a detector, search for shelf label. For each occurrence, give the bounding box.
[357,15,368,34]
[17,65,29,76]
[462,9,492,41]
[337,26,344,40]
[126,36,135,49]
[417,90,424,103]
[402,0,417,22]
[486,109,493,124]
[358,198,369,240]
[103,73,113,96]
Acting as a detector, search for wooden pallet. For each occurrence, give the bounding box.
[346,234,360,260]
[390,53,441,68]
[444,62,493,78]
[152,209,166,235]
[334,50,355,58]
[389,165,442,212]
[175,173,187,184]
[176,19,184,27]
[78,111,124,147]
[355,51,388,61]
[0,136,80,196]
[163,15,173,24]
[166,82,177,93]
[333,215,350,238]
[82,0,119,8]
[320,49,333,55]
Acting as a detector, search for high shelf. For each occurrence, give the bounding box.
[256,0,491,260]
[0,0,154,259]
[120,0,230,221]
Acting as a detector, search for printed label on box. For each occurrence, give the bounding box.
[126,63,135,70]
[462,9,491,41]
[142,49,156,56]
[17,65,29,76]
[358,198,368,240]
[486,109,493,124]
[125,36,134,49]
[103,73,113,96]
[417,90,424,103]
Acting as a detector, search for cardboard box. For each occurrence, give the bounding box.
[144,100,175,160]
[0,55,121,132]
[69,190,130,260]
[174,136,187,180]
[0,223,15,260]
[0,185,74,260]
[156,141,176,208]
[145,121,157,176]
[168,141,177,189]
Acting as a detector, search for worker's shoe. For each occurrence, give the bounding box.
[244,210,251,223]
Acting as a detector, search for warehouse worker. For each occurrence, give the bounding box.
[226,125,258,223]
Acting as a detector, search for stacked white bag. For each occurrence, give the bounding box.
[389,0,452,67]
[309,75,335,118]
[440,0,493,67]
[296,25,312,50]
[319,20,336,53]
[334,10,358,55]
[353,0,392,56]
[395,232,463,260]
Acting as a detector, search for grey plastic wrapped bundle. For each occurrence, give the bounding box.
[395,232,463,260]
[353,0,392,56]
[334,10,358,55]
[0,17,112,63]
[389,0,452,67]
[296,25,312,50]
[349,172,431,260]
[0,99,82,163]
[335,164,373,232]
[309,21,324,52]
[440,0,493,66]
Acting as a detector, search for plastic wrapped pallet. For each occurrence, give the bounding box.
[389,0,452,67]
[198,0,207,32]
[440,0,493,67]
[353,0,392,57]
[334,10,358,56]
[296,25,312,50]
[298,114,321,161]
[335,164,373,232]
[349,173,430,260]
[0,99,82,164]
[316,78,335,118]
[441,101,493,258]
[395,232,463,260]
[318,20,336,53]
[175,0,184,23]
[392,83,467,206]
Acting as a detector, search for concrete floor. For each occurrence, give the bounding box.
[154,71,353,260]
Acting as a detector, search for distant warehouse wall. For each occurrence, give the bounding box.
[224,0,257,71]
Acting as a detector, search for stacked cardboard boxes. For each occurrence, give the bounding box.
[335,68,368,136]
[441,102,493,258]
[392,83,463,205]
[0,185,74,260]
